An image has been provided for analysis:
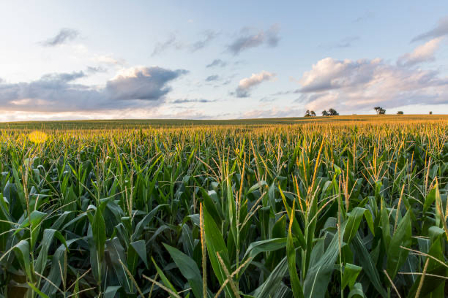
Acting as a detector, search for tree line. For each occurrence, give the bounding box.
[304,106,433,117]
[304,108,339,117]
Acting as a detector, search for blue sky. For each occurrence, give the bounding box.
[0,0,447,120]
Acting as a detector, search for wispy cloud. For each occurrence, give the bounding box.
[172,98,217,104]
[319,36,360,49]
[271,89,301,96]
[41,28,79,47]
[260,96,276,102]
[205,75,219,82]
[86,66,108,74]
[234,71,276,97]
[191,30,220,52]
[397,37,444,67]
[151,34,184,56]
[227,24,280,55]
[152,30,219,56]
[91,54,126,66]
[40,71,86,82]
[353,11,375,23]
[206,59,227,68]
[411,16,448,42]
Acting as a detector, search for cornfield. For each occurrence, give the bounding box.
[0,118,447,297]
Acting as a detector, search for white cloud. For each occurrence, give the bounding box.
[397,37,444,67]
[299,57,378,93]
[235,71,275,97]
[92,54,125,66]
[297,55,447,112]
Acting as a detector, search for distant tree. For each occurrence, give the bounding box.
[310,110,316,117]
[374,107,386,115]
[304,110,311,117]
[322,110,329,116]
[429,111,433,115]
[397,111,404,115]
[328,108,339,116]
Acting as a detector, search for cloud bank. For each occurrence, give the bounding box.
[0,66,187,112]
[297,54,447,111]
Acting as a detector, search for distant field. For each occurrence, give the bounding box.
[0,114,446,130]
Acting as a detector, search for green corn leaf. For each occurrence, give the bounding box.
[303,229,345,298]
[164,243,204,298]
[41,238,80,297]
[202,204,233,297]
[348,282,365,298]
[132,204,169,241]
[16,210,46,232]
[246,180,267,194]
[27,282,49,298]
[200,188,222,225]
[106,238,133,294]
[243,238,287,260]
[130,240,148,269]
[13,240,32,281]
[89,206,106,283]
[350,234,387,297]
[253,257,288,297]
[386,211,411,279]
[35,229,67,274]
[104,286,121,298]
[286,203,304,298]
[380,199,391,251]
[151,257,179,297]
[343,207,366,243]
[342,263,362,290]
